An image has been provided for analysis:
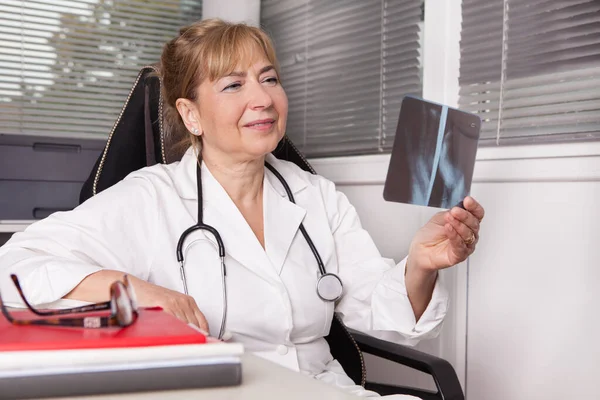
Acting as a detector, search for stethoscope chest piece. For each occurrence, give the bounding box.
[316,273,343,302]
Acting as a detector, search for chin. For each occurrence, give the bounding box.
[245,132,284,157]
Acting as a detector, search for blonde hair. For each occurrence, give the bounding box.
[160,19,281,160]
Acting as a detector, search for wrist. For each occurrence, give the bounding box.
[405,255,438,322]
[406,255,438,282]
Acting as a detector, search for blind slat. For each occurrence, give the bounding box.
[0,30,173,55]
[0,66,151,88]
[0,19,183,45]
[501,111,600,131]
[2,96,119,112]
[0,120,111,134]
[0,105,119,119]
[0,5,192,34]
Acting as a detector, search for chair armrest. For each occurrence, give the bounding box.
[351,331,464,400]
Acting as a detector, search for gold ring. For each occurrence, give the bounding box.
[464,232,476,246]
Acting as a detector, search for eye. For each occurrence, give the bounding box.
[262,76,279,85]
[223,82,242,92]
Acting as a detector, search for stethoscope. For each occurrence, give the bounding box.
[176,160,344,340]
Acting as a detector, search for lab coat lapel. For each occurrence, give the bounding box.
[263,175,306,275]
[201,163,282,285]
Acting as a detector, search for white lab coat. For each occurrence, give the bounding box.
[0,148,448,398]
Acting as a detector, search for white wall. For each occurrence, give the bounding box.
[466,144,600,400]
[202,0,260,26]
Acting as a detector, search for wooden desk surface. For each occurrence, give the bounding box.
[44,353,361,400]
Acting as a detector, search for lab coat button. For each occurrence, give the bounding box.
[276,345,288,355]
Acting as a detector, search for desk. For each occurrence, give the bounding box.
[45,353,361,400]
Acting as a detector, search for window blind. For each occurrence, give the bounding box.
[0,0,202,139]
[459,0,600,145]
[261,0,423,157]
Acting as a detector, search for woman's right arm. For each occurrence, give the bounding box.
[0,177,157,307]
[64,270,209,331]
[0,176,209,331]
[63,269,131,303]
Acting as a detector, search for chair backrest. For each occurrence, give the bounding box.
[79,66,366,386]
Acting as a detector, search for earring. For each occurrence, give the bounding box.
[191,127,199,135]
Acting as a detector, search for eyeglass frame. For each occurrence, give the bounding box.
[0,274,139,329]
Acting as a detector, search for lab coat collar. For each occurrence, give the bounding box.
[175,147,309,279]
[173,147,309,201]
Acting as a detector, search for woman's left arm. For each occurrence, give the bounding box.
[405,196,485,321]
[321,177,484,344]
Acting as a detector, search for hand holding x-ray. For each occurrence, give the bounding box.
[384,96,485,271]
[408,196,485,272]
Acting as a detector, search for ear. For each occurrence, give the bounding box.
[175,98,202,136]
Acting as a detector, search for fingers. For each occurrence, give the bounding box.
[447,196,485,243]
[449,206,480,235]
[162,295,210,335]
[181,304,201,328]
[164,299,194,325]
[180,297,210,332]
[463,196,485,222]
[445,211,478,245]
[189,300,210,333]
[134,280,211,335]
[444,223,470,257]
[171,309,191,325]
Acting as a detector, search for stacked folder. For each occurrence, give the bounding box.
[0,308,243,399]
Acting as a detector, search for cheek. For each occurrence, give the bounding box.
[277,90,288,113]
[275,92,289,124]
[210,98,245,129]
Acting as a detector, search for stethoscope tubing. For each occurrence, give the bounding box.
[176,159,342,340]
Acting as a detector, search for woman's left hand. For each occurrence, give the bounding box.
[408,196,485,272]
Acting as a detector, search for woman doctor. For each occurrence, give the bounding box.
[0,19,484,398]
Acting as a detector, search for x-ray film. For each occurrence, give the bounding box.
[383,96,481,209]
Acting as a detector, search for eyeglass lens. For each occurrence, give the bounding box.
[110,281,134,327]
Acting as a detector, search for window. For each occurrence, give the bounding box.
[261,0,424,157]
[0,0,202,139]
[459,0,600,145]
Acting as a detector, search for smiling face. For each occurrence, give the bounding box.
[175,50,288,165]
[197,57,288,163]
[164,20,289,164]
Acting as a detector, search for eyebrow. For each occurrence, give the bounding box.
[226,65,275,78]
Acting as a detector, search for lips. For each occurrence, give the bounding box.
[244,118,275,128]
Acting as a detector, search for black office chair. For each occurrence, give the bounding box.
[80,66,465,400]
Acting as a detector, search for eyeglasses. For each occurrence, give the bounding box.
[0,274,138,328]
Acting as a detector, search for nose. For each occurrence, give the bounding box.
[247,81,273,110]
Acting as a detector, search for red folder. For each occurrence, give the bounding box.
[0,307,206,352]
